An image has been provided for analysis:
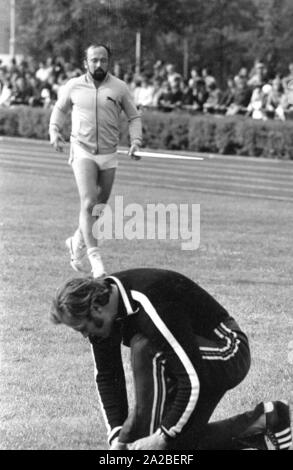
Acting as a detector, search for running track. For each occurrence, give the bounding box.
[1,137,293,202]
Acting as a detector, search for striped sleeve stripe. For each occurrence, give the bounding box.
[108,426,123,445]
[276,428,292,438]
[131,290,200,438]
[280,442,292,449]
[157,360,167,428]
[278,433,292,444]
[90,345,124,445]
[200,322,241,361]
[200,323,236,352]
[150,354,167,434]
[200,338,239,357]
[106,275,135,314]
[90,346,112,435]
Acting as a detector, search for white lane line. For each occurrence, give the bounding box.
[118,149,204,161]
[1,147,293,180]
[1,153,292,186]
[3,141,293,173]
[1,136,292,166]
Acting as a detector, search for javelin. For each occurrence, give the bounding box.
[118,149,204,161]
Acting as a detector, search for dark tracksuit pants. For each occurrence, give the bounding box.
[119,320,260,450]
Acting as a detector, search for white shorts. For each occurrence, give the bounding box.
[69,143,119,170]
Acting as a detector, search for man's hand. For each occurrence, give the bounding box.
[50,130,66,153]
[128,430,168,450]
[128,143,141,161]
[110,437,128,450]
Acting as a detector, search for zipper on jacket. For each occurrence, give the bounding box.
[95,88,99,153]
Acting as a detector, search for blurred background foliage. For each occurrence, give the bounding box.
[15,0,293,85]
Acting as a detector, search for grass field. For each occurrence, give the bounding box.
[0,140,293,450]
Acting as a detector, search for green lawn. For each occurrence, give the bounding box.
[0,168,292,450]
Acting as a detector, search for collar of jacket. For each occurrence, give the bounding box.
[106,275,139,317]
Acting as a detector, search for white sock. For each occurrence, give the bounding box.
[87,247,105,278]
[87,247,100,257]
[264,402,274,414]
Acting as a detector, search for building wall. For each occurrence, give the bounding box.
[0,0,10,54]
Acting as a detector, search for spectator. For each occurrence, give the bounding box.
[282,63,293,90]
[10,76,32,106]
[217,77,236,113]
[161,75,184,110]
[247,85,267,120]
[35,61,48,83]
[51,57,64,80]
[184,78,208,112]
[166,63,182,87]
[158,80,173,111]
[135,75,155,108]
[281,86,293,119]
[150,77,164,108]
[153,60,166,81]
[204,82,222,114]
[0,69,6,91]
[188,66,201,88]
[26,74,43,107]
[7,57,18,75]
[234,67,248,87]
[226,74,252,116]
[40,85,55,109]
[123,73,135,97]
[248,61,267,89]
[202,67,216,88]
[0,77,13,107]
[265,77,286,121]
[18,59,29,77]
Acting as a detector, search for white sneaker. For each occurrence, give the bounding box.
[87,248,106,278]
[65,236,91,273]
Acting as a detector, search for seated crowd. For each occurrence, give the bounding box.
[1,55,293,121]
[0,56,82,109]
[130,60,293,121]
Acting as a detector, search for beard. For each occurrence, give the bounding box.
[90,68,107,81]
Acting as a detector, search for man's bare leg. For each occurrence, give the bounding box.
[71,157,116,277]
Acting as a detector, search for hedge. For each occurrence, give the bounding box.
[1,105,293,159]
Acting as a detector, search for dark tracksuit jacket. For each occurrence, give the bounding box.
[89,268,250,447]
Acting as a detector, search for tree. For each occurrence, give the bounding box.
[15,0,293,82]
[17,0,113,62]
[16,0,204,69]
[251,0,293,76]
[184,0,259,83]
